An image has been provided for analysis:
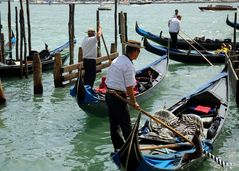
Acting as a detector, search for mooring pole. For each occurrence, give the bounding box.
[0,79,6,105]
[19,0,24,78]
[96,10,101,57]
[114,0,117,50]
[7,0,12,59]
[0,12,2,33]
[33,53,43,95]
[68,3,75,65]
[124,12,128,42]
[119,11,126,54]
[26,0,32,53]
[233,12,237,55]
[15,7,19,60]
[0,33,4,63]
[54,53,63,88]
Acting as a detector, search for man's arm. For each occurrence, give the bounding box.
[96,25,102,41]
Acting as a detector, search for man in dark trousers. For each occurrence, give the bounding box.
[81,26,102,87]
[105,40,143,152]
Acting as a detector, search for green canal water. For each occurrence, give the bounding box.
[0,2,239,171]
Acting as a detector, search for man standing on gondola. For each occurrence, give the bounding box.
[168,15,182,49]
[81,26,102,87]
[105,40,143,152]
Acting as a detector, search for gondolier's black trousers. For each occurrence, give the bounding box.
[83,58,96,87]
[169,32,178,49]
[105,91,132,151]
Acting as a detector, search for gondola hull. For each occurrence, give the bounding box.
[135,22,238,50]
[74,55,169,116]
[112,67,229,171]
[199,5,237,11]
[0,40,72,77]
[228,55,239,105]
[144,38,226,64]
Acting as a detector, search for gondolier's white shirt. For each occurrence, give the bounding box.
[168,18,181,33]
[106,55,136,92]
[81,36,98,59]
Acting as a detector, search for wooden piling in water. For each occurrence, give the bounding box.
[114,0,118,50]
[26,0,32,53]
[0,80,6,105]
[68,4,75,65]
[119,11,126,54]
[0,33,4,63]
[33,53,43,95]
[54,53,63,88]
[15,7,19,60]
[78,47,83,63]
[19,7,24,78]
[96,10,101,57]
[7,0,12,59]
[124,12,128,42]
[19,4,28,78]
[110,43,116,54]
[233,12,237,55]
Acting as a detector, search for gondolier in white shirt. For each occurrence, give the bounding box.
[105,40,143,152]
[168,15,182,49]
[81,26,102,87]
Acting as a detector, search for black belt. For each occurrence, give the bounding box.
[107,88,126,95]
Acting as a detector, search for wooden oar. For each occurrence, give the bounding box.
[140,143,192,151]
[178,34,214,66]
[101,33,111,64]
[180,30,208,51]
[111,91,194,146]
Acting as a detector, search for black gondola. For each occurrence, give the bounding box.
[112,67,229,171]
[144,38,226,64]
[0,40,74,77]
[135,22,238,50]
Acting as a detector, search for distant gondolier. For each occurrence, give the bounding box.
[82,26,102,87]
[168,15,182,49]
[173,9,179,18]
[105,40,143,152]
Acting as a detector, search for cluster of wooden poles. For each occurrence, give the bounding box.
[0,0,128,104]
[54,11,127,87]
[0,1,75,104]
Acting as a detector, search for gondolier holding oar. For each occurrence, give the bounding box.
[105,40,144,152]
[81,25,102,87]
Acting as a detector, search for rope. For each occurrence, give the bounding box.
[204,150,238,168]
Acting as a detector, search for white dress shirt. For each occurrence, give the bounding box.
[169,18,181,33]
[81,36,98,59]
[106,55,136,92]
